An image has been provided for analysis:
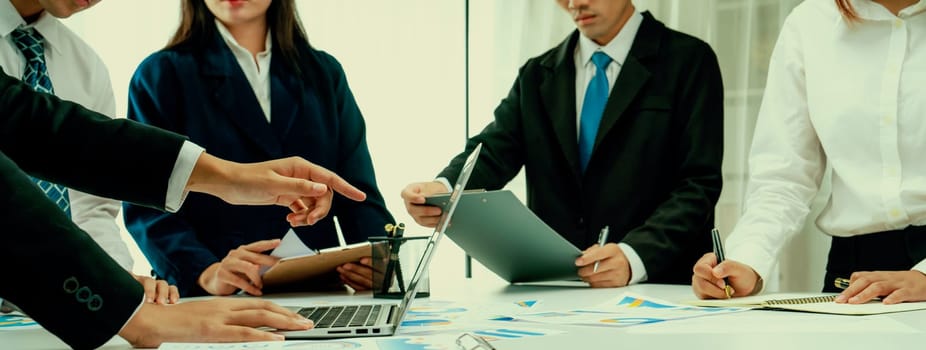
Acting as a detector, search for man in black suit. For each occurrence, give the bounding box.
[402,0,722,287]
[0,69,368,348]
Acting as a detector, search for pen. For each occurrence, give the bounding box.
[381,223,407,294]
[593,226,610,273]
[711,228,734,298]
[834,277,850,290]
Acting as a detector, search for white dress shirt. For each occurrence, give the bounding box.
[572,11,647,285]
[0,3,132,270]
[215,20,272,121]
[726,0,926,284]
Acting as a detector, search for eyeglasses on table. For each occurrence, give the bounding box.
[455,332,497,350]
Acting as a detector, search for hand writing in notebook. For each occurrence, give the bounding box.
[691,253,761,300]
[834,270,926,305]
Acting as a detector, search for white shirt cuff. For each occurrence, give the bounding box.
[618,243,648,284]
[913,258,926,275]
[165,141,205,213]
[726,242,775,294]
[434,177,453,192]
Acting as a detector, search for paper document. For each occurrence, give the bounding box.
[514,293,746,327]
[258,229,316,275]
[271,229,316,258]
[159,341,285,349]
[683,293,926,315]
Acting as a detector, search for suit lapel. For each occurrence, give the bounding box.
[592,12,662,156]
[539,32,582,180]
[202,35,282,157]
[269,54,299,142]
[592,56,651,148]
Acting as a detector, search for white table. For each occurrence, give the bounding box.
[3,276,925,350]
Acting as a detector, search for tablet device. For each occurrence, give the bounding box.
[425,189,582,283]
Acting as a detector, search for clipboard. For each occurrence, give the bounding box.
[425,189,582,283]
[261,242,372,287]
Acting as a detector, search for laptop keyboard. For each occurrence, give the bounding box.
[298,304,383,329]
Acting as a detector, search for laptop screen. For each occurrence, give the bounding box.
[391,143,482,323]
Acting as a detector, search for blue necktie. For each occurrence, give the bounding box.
[11,28,70,217]
[578,52,612,173]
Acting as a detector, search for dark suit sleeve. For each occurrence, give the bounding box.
[620,43,724,279]
[437,69,528,189]
[0,71,189,348]
[322,54,394,242]
[124,56,220,296]
[0,71,185,208]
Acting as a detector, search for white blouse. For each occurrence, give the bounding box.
[726,0,926,282]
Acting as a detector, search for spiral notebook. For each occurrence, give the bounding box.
[685,293,926,315]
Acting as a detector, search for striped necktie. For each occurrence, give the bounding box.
[11,27,70,217]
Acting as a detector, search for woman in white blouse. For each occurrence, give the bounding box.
[693,0,926,304]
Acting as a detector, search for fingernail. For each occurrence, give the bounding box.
[298,318,314,325]
[272,334,285,341]
[146,298,154,303]
[312,183,326,192]
[849,296,859,303]
[835,295,847,303]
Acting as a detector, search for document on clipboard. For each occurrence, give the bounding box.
[260,230,371,287]
[425,189,583,283]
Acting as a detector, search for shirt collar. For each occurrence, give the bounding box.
[214,19,272,57]
[577,9,643,68]
[850,0,926,20]
[0,2,64,55]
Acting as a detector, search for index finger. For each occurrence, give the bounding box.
[837,273,873,303]
[229,299,303,319]
[575,244,617,266]
[401,185,426,204]
[242,239,283,254]
[307,165,366,202]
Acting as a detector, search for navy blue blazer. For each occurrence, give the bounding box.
[124,35,394,296]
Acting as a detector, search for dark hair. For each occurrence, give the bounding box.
[835,0,859,22]
[167,0,310,77]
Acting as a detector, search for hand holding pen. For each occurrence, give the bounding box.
[593,226,610,273]
[692,228,763,300]
[711,228,733,298]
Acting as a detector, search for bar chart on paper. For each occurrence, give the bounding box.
[0,314,39,330]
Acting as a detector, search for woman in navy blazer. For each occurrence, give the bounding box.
[125,0,393,297]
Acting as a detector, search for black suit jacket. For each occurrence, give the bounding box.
[438,13,723,284]
[0,70,186,349]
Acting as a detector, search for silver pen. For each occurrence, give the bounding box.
[593,226,610,273]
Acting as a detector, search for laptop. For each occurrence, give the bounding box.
[279,144,482,339]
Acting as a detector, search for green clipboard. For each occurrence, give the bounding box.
[425,189,582,283]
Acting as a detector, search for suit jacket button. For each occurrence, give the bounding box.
[87,295,103,311]
[63,277,79,293]
[75,286,92,302]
